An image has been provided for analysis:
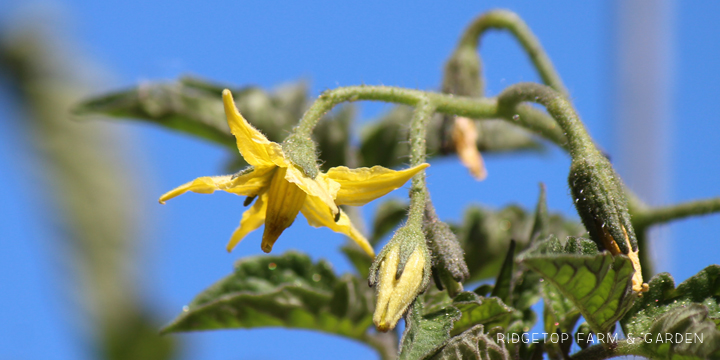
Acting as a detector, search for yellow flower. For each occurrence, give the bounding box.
[159,89,429,256]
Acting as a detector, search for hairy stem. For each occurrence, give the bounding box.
[497,82,595,157]
[633,197,720,230]
[407,97,436,227]
[293,85,565,147]
[458,9,568,96]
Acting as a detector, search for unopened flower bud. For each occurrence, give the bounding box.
[369,226,430,332]
[569,157,648,294]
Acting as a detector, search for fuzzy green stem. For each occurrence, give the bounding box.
[569,340,650,360]
[497,82,595,157]
[633,197,720,230]
[458,9,568,96]
[407,97,436,227]
[293,85,566,147]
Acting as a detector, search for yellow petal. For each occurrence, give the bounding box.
[222,89,283,167]
[452,117,487,180]
[261,167,307,253]
[326,164,430,206]
[158,166,275,204]
[284,165,340,215]
[301,195,374,257]
[226,193,268,252]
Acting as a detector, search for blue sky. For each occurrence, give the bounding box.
[2,1,719,359]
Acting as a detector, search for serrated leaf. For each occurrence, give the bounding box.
[623,265,720,336]
[519,236,636,335]
[451,292,517,336]
[399,302,462,360]
[456,205,585,282]
[426,325,510,360]
[636,304,720,359]
[162,251,373,340]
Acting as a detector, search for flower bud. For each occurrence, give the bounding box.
[369,226,430,332]
[568,156,648,294]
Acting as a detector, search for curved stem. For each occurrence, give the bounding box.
[293,85,566,147]
[497,82,595,157]
[458,9,568,96]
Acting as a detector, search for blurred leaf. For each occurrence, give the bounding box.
[162,251,374,340]
[455,205,585,282]
[622,265,720,336]
[399,302,461,360]
[76,77,309,151]
[340,244,372,279]
[359,106,544,169]
[490,240,515,303]
[315,104,354,170]
[450,292,517,336]
[75,79,236,148]
[370,198,409,245]
[633,304,720,359]
[519,235,636,335]
[426,325,510,360]
[1,27,177,360]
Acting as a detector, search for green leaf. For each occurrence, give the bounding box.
[76,77,309,151]
[162,251,373,340]
[519,236,636,335]
[425,325,510,360]
[451,292,517,336]
[490,240,516,303]
[456,205,585,282]
[635,304,720,359]
[399,301,462,360]
[623,265,720,336]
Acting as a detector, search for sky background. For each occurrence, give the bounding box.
[1,1,719,359]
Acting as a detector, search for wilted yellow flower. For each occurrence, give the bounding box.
[601,225,649,294]
[160,89,428,256]
[373,242,427,332]
[452,116,487,180]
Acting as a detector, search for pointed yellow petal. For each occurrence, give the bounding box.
[326,164,430,206]
[222,89,283,167]
[301,195,374,257]
[158,166,275,204]
[452,117,487,181]
[261,167,307,253]
[284,165,340,215]
[227,194,268,252]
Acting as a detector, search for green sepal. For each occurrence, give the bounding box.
[282,133,320,179]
